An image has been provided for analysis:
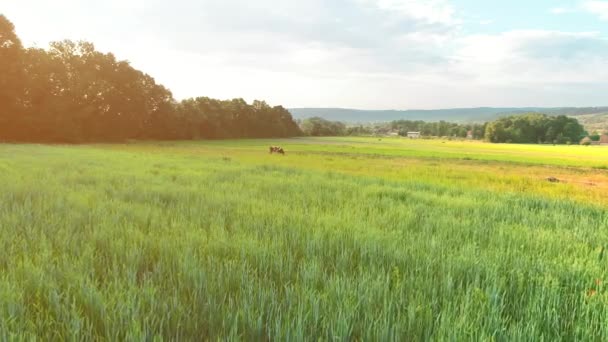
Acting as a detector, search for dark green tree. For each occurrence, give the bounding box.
[300,117,346,136]
[0,15,26,140]
[485,114,585,144]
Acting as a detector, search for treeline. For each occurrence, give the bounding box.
[300,117,485,139]
[0,15,301,143]
[299,117,347,136]
[298,114,587,145]
[299,117,486,139]
[484,113,585,144]
[389,120,486,139]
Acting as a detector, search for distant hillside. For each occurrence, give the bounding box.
[574,113,608,133]
[289,107,608,124]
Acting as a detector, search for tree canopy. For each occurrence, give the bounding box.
[300,117,347,136]
[484,113,585,144]
[175,98,300,140]
[0,16,301,143]
[0,15,26,133]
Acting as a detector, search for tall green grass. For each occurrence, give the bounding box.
[0,142,607,340]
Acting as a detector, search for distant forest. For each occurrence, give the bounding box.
[300,114,587,144]
[299,117,486,139]
[0,16,301,143]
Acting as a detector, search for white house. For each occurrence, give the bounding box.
[407,132,421,139]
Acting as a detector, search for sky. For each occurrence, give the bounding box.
[2,0,608,109]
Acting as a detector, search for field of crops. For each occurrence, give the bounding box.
[1,137,608,340]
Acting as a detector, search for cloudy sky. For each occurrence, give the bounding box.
[2,0,608,109]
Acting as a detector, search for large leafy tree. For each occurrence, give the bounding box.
[0,15,26,140]
[485,113,585,144]
[14,40,176,142]
[43,40,175,141]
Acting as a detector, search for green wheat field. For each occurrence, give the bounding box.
[1,137,608,340]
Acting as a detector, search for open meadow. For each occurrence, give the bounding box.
[1,137,608,340]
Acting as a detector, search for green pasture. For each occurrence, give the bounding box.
[0,138,607,340]
[144,136,608,168]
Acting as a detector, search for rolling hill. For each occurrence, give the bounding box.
[574,113,608,133]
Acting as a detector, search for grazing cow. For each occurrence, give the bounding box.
[269,146,285,155]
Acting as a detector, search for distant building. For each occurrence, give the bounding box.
[407,132,421,139]
[466,130,474,140]
[601,134,608,145]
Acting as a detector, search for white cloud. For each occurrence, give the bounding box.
[2,0,608,108]
[550,7,573,14]
[452,30,608,86]
[357,0,459,26]
[583,1,608,20]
